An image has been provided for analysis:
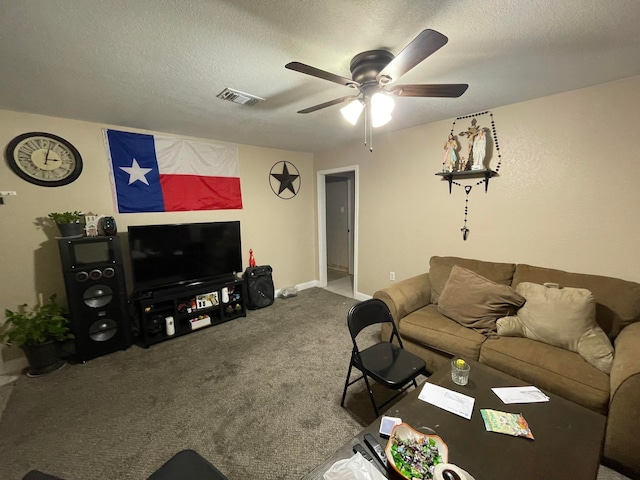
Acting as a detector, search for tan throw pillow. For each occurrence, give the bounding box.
[437,265,526,335]
[497,282,614,374]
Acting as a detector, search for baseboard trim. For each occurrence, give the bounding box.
[327,264,349,273]
[277,280,370,302]
[354,292,372,301]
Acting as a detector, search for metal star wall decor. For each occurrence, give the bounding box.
[269,161,301,199]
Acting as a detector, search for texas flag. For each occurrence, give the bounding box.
[104,129,242,213]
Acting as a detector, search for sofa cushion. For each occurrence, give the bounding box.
[513,264,640,339]
[497,282,614,374]
[437,265,525,335]
[429,256,517,304]
[480,336,610,414]
[399,304,486,361]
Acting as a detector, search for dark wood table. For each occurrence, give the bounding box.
[304,360,606,480]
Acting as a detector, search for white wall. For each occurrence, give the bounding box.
[0,110,315,374]
[315,76,640,296]
[325,177,349,269]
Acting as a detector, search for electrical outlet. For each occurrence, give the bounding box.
[390,272,395,281]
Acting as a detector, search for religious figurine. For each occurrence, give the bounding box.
[472,128,487,170]
[442,134,459,172]
[459,118,488,171]
[458,156,469,172]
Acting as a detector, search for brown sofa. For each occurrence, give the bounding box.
[374,256,640,478]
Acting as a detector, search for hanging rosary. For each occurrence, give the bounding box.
[440,110,502,240]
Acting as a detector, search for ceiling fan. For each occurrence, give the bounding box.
[285,29,468,151]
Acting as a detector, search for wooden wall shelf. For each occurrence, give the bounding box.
[435,169,498,193]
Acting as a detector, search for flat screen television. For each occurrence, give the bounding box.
[128,221,242,292]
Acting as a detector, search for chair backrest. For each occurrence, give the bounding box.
[347,298,395,340]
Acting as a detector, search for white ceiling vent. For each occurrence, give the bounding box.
[216,88,265,106]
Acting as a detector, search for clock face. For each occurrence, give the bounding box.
[5,132,83,187]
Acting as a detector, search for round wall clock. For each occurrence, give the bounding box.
[5,132,83,187]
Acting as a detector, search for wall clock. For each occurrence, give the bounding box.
[5,132,83,187]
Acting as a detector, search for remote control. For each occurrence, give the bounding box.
[364,433,387,468]
[352,443,373,461]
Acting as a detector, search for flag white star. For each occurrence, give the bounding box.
[120,159,152,185]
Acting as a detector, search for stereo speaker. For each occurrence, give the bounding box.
[58,236,132,362]
[100,216,117,236]
[244,265,274,309]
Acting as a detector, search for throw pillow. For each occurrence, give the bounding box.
[497,282,614,374]
[437,265,526,335]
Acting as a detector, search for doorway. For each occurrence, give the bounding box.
[317,166,358,298]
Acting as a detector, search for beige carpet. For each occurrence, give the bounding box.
[0,288,632,480]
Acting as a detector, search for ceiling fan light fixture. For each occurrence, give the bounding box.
[371,92,394,114]
[371,92,394,127]
[372,113,392,128]
[340,99,364,125]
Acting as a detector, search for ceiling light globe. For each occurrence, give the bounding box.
[372,113,392,128]
[340,99,364,125]
[371,92,395,115]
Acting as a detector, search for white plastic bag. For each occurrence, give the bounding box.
[323,453,386,480]
[434,463,476,480]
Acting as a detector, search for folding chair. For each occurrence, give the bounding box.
[340,298,427,417]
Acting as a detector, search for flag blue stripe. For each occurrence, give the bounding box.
[107,130,165,213]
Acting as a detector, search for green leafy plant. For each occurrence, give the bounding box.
[1,294,73,347]
[47,211,84,224]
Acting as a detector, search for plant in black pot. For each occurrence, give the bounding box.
[1,294,74,376]
[48,211,84,238]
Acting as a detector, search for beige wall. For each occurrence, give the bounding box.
[315,76,640,296]
[0,110,315,374]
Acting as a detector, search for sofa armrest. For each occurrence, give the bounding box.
[373,273,432,326]
[604,321,640,476]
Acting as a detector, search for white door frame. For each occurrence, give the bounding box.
[317,165,359,297]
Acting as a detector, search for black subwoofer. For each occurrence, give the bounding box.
[58,236,132,362]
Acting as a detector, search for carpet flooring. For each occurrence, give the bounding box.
[0,287,631,480]
[0,288,379,480]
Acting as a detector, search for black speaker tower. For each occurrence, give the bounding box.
[58,236,132,362]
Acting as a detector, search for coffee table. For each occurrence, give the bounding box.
[304,360,606,479]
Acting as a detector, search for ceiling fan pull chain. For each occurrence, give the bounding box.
[369,120,373,153]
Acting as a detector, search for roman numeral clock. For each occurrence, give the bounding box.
[6,132,83,187]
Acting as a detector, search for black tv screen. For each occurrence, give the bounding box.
[128,221,242,292]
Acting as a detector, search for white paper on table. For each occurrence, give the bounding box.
[491,386,550,404]
[418,382,475,420]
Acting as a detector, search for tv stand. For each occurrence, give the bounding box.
[132,277,247,348]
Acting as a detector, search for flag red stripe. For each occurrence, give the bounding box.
[159,175,242,211]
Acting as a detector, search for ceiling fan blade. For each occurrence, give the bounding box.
[377,29,449,84]
[286,62,357,87]
[297,95,359,114]
[387,83,469,98]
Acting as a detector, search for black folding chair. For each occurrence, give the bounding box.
[340,298,427,417]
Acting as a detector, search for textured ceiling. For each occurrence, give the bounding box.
[1,0,639,153]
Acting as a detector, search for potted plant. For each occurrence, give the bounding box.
[1,294,74,376]
[48,211,84,237]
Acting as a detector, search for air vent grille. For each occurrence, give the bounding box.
[216,88,265,106]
